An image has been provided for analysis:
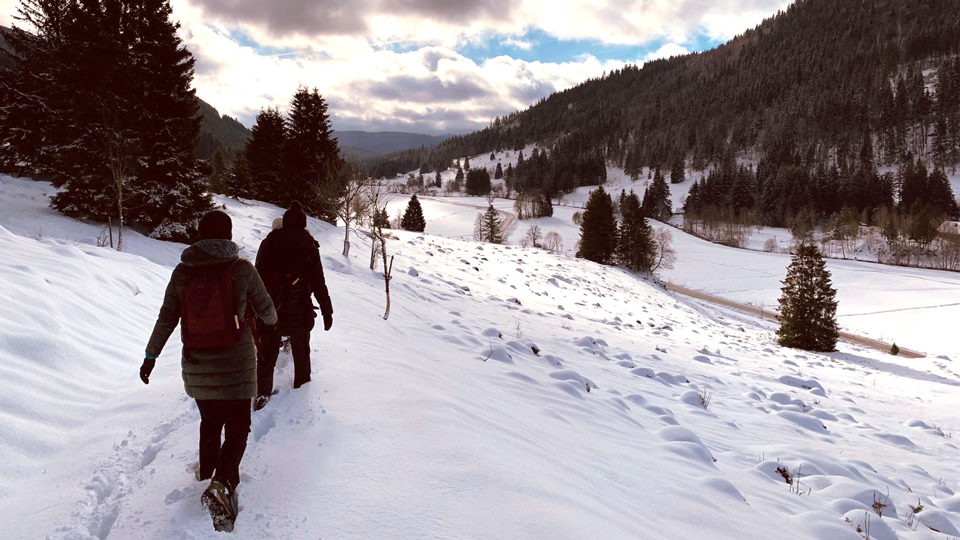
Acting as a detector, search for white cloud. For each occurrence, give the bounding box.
[643,43,691,62]
[0,0,793,133]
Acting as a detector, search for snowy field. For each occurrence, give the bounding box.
[375,186,960,357]
[2,175,960,539]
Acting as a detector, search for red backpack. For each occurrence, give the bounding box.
[180,261,245,348]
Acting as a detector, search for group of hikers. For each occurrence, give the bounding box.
[139,201,333,531]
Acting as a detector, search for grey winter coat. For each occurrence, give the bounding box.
[145,239,278,400]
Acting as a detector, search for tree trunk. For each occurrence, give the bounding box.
[369,235,379,270]
[116,192,125,252]
[108,216,114,249]
[342,219,351,257]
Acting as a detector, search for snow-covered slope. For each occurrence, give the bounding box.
[2,176,960,539]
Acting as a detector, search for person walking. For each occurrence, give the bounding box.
[254,201,333,410]
[140,210,277,532]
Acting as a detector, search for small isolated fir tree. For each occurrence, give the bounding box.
[400,194,426,232]
[616,191,655,271]
[494,162,503,179]
[435,170,442,187]
[465,167,491,196]
[777,244,839,352]
[474,204,504,244]
[576,186,617,264]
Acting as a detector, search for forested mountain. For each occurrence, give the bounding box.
[336,131,449,155]
[195,98,251,161]
[372,0,960,179]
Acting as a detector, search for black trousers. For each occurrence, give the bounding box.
[196,399,251,491]
[257,323,313,396]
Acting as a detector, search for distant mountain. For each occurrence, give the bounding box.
[334,131,450,156]
[194,99,250,161]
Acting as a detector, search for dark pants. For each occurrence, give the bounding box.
[257,324,313,396]
[197,399,251,491]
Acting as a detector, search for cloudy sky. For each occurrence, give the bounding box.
[1,0,791,134]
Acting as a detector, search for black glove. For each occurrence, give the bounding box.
[323,313,333,331]
[140,358,156,385]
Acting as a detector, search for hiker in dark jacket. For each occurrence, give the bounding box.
[254,201,333,409]
[140,210,277,532]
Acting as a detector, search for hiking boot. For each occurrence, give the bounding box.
[201,480,238,532]
[254,395,270,411]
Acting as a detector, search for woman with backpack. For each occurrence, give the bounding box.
[140,210,277,532]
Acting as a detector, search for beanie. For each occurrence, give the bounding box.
[283,201,307,230]
[198,210,232,240]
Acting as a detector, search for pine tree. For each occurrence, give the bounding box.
[777,244,839,352]
[463,156,470,170]
[207,149,230,194]
[642,169,672,222]
[465,168,491,196]
[670,155,685,184]
[473,204,504,244]
[373,207,391,229]
[284,85,344,223]
[927,166,958,218]
[494,162,503,179]
[435,170,442,187]
[400,194,426,232]
[616,191,655,271]
[243,107,287,201]
[577,186,617,264]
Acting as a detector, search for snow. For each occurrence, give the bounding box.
[2,175,960,539]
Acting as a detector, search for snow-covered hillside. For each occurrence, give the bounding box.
[2,176,960,539]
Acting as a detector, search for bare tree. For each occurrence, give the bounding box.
[544,231,563,252]
[364,179,395,318]
[651,228,677,273]
[337,170,369,257]
[522,225,543,248]
[100,108,137,252]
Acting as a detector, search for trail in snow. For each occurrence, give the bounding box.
[2,177,960,539]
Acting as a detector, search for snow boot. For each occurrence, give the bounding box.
[201,480,238,532]
[254,395,270,411]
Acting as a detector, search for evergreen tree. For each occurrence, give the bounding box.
[463,156,470,170]
[243,107,287,200]
[927,166,959,218]
[473,204,504,244]
[400,193,426,232]
[577,186,617,264]
[670,155,685,184]
[207,149,229,194]
[494,162,503,179]
[616,191,655,271]
[465,168,491,196]
[777,244,839,352]
[642,169,672,221]
[435,170,442,187]
[284,85,344,223]
[372,207,390,229]
[8,0,212,241]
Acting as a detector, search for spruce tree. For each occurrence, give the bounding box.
[435,170,442,187]
[284,86,344,223]
[642,169,672,221]
[465,168,491,196]
[243,107,287,201]
[777,244,839,352]
[494,162,503,179]
[670,155,685,184]
[207,149,229,194]
[473,204,504,244]
[616,191,655,271]
[577,186,617,264]
[400,194,426,232]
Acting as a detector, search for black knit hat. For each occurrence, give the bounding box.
[198,210,233,240]
[283,201,307,230]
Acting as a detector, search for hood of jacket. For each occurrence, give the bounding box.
[181,239,240,267]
